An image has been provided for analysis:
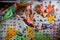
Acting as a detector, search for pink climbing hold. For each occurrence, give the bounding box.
[52,26,57,30]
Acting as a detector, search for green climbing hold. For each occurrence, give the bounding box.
[16,32,23,36]
[23,1,28,4]
[27,30,31,33]
[10,21,12,23]
[0,18,3,21]
[0,30,3,33]
[24,37,28,40]
[14,35,24,40]
[34,32,52,40]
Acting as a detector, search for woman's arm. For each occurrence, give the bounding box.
[16,15,24,20]
[33,12,37,17]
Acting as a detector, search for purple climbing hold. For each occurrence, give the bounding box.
[58,19,60,21]
[59,23,60,25]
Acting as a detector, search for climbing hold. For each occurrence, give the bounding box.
[58,30,60,33]
[45,2,47,3]
[22,10,25,12]
[37,16,39,17]
[10,18,12,20]
[58,19,60,21]
[14,18,16,20]
[47,16,54,23]
[26,26,34,39]
[41,24,47,29]
[27,30,31,33]
[3,10,13,19]
[16,32,23,36]
[13,24,16,26]
[34,32,51,40]
[3,24,6,26]
[19,26,22,28]
[13,22,15,23]
[22,28,26,33]
[57,1,59,3]
[10,21,12,23]
[6,24,10,27]
[52,26,57,30]
[18,18,20,20]
[23,1,28,4]
[14,35,24,40]
[40,19,43,22]
[0,30,3,33]
[5,28,19,40]
[33,19,36,22]
[44,19,47,22]
[18,23,20,25]
[4,21,6,23]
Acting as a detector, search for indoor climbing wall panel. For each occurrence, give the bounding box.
[0,1,60,40]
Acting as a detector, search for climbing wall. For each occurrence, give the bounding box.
[0,1,60,40]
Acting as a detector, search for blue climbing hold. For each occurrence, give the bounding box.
[18,18,20,20]
[19,26,22,28]
[59,30,60,33]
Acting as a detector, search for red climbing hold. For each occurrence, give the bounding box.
[13,24,16,26]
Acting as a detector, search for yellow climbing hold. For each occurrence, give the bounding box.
[47,16,54,23]
[26,26,34,40]
[6,24,10,28]
[5,28,20,40]
[26,26,33,31]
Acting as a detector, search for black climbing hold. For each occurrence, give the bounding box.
[40,19,43,22]
[22,10,25,12]
[33,19,36,22]
[41,24,47,29]
[14,18,16,20]
[37,16,39,17]
[13,22,15,23]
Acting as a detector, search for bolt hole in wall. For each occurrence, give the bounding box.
[0,0,60,40]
